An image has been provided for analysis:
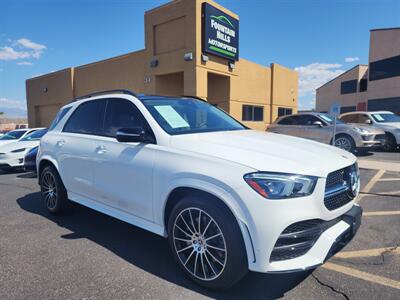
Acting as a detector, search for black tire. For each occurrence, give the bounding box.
[167,194,248,289]
[334,134,355,153]
[40,165,69,214]
[383,133,397,152]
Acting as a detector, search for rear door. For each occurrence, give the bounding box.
[57,100,106,199]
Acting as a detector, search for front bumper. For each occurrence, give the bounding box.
[236,168,362,273]
[0,154,25,168]
[268,204,362,273]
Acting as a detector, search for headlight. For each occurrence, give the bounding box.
[244,172,318,199]
[354,127,370,134]
[10,148,26,153]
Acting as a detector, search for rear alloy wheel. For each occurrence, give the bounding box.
[40,165,69,214]
[335,135,355,152]
[168,195,248,289]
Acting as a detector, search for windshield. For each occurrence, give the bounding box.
[20,129,48,141]
[371,113,400,123]
[142,98,246,135]
[0,130,27,140]
[318,113,345,125]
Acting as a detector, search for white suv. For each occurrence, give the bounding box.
[37,90,362,289]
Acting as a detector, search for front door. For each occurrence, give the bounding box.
[92,98,156,221]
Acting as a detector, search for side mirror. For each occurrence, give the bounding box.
[116,127,146,143]
[365,119,372,125]
[313,121,324,127]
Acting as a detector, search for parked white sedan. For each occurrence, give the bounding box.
[0,128,41,147]
[0,128,47,170]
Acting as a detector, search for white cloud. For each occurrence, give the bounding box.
[17,61,33,66]
[0,38,46,61]
[345,57,359,63]
[0,46,31,60]
[0,98,26,110]
[16,38,46,59]
[295,63,345,97]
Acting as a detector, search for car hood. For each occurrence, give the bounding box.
[0,140,18,146]
[0,140,39,153]
[170,130,356,177]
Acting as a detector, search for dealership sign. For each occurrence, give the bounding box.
[202,3,239,61]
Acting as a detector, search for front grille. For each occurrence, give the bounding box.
[324,164,357,211]
[270,218,341,262]
[326,167,346,189]
[325,192,353,210]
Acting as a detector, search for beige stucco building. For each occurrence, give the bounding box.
[26,0,298,130]
[316,27,400,114]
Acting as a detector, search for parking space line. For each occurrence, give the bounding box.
[379,190,400,195]
[334,247,400,259]
[356,169,385,203]
[378,178,400,182]
[364,211,400,217]
[322,262,400,290]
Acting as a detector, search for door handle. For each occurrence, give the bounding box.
[95,145,107,154]
[56,140,65,147]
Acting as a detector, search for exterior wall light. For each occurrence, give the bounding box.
[150,58,159,68]
[43,87,48,93]
[201,54,209,62]
[229,62,235,70]
[184,52,193,61]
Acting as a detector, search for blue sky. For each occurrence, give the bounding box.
[1,0,399,117]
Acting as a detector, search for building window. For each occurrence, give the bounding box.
[369,54,400,81]
[242,105,264,121]
[359,79,368,92]
[340,106,356,114]
[340,80,358,94]
[278,107,293,117]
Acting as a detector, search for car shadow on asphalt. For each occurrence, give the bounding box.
[16,192,312,299]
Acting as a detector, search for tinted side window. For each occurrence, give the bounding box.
[49,107,72,131]
[102,99,150,138]
[278,116,299,125]
[63,101,105,135]
[298,115,321,126]
[340,114,358,123]
[357,114,370,123]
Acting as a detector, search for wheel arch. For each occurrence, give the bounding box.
[163,185,256,266]
[38,156,59,184]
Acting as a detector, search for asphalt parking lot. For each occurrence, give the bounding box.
[0,152,399,299]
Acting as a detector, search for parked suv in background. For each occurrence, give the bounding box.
[267,112,385,153]
[339,111,400,151]
[37,90,362,289]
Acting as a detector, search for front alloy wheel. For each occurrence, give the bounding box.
[335,136,354,152]
[168,195,248,289]
[173,208,227,281]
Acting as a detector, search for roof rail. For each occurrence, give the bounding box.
[181,95,208,102]
[71,89,138,102]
